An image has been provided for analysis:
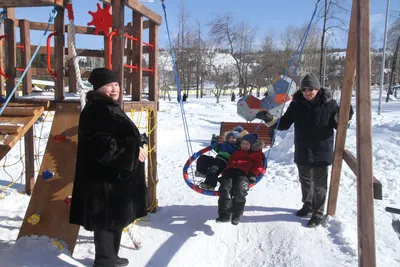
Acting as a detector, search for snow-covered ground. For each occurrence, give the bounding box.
[0,91,399,267]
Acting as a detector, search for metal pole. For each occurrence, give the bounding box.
[378,0,390,115]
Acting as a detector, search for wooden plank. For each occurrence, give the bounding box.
[147,21,158,211]
[54,7,65,101]
[148,22,158,102]
[38,0,64,7]
[19,68,90,78]
[25,22,97,35]
[20,20,32,95]
[67,26,77,94]
[112,0,125,107]
[28,46,105,58]
[24,127,35,195]
[0,21,4,96]
[343,149,382,200]
[101,0,162,25]
[0,101,50,109]
[122,101,157,111]
[0,124,22,134]
[0,105,44,160]
[132,12,143,101]
[18,103,80,254]
[0,0,51,8]
[103,2,110,71]
[126,23,133,96]
[1,107,37,116]
[219,122,273,146]
[356,0,376,265]
[327,0,357,216]
[5,18,16,99]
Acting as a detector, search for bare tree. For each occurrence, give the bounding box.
[316,0,348,85]
[387,18,400,99]
[204,43,234,103]
[209,13,258,96]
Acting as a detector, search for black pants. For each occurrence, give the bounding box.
[218,168,250,217]
[297,165,328,218]
[93,228,123,267]
[197,155,227,187]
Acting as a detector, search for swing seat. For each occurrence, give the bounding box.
[219,122,274,146]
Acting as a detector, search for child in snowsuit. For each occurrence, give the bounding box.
[196,130,240,190]
[216,133,264,225]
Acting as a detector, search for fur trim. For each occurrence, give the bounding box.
[223,130,238,141]
[251,139,265,151]
[292,87,332,103]
[238,130,249,138]
[86,90,119,106]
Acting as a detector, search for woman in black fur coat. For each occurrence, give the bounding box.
[69,68,148,267]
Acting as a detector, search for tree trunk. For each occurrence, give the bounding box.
[386,35,400,102]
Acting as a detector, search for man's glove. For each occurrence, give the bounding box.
[256,110,273,122]
[256,110,278,127]
[334,105,354,123]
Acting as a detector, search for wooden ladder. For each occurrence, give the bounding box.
[0,103,47,161]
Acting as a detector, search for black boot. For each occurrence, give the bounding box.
[231,215,240,226]
[216,213,231,223]
[115,256,129,267]
[307,216,324,228]
[295,206,312,217]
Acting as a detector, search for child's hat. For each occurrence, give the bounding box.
[241,133,258,145]
[226,131,240,140]
[233,125,244,133]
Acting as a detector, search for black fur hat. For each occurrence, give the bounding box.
[88,68,119,90]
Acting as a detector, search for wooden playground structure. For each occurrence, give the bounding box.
[0,0,160,254]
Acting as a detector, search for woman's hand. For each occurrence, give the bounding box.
[138,147,148,162]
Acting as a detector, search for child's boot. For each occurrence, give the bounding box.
[195,171,206,178]
[199,182,214,190]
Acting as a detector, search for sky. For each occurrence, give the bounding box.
[5,0,400,51]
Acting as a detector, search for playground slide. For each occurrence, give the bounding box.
[18,103,81,254]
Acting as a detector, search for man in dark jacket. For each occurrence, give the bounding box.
[256,73,353,228]
[70,68,148,266]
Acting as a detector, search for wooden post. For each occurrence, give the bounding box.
[132,12,142,101]
[4,18,16,99]
[147,21,158,211]
[54,7,65,101]
[20,20,32,95]
[0,22,4,96]
[125,22,133,96]
[356,0,376,266]
[24,128,35,195]
[103,2,110,70]
[5,8,15,20]
[111,0,125,107]
[327,0,357,216]
[67,25,77,94]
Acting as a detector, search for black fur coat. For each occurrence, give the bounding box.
[69,91,147,230]
[277,88,339,166]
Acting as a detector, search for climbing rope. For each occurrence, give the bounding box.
[161,0,194,159]
[0,111,54,198]
[0,8,58,116]
[66,1,92,110]
[123,108,159,249]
